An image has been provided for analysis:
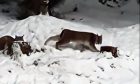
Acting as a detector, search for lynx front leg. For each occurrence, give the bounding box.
[56,42,61,50]
[88,43,99,52]
[92,45,99,52]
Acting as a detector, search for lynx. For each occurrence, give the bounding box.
[0,35,24,56]
[100,46,118,58]
[45,29,102,52]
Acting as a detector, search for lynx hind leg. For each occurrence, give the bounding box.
[56,39,69,50]
[2,43,8,54]
[7,45,13,56]
[79,44,88,52]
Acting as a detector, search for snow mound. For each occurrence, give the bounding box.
[0,15,139,84]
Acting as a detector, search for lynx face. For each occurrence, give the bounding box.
[96,35,102,44]
[15,35,24,41]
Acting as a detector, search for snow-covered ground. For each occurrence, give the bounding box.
[0,0,139,84]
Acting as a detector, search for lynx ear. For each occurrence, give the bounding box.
[22,35,24,37]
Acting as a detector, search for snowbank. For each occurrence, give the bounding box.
[0,15,139,84]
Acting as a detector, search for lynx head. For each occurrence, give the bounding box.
[113,47,118,53]
[96,35,102,44]
[15,35,24,41]
[113,47,118,57]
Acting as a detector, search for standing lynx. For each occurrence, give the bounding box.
[45,29,102,52]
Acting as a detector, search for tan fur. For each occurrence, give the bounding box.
[100,46,118,58]
[19,42,32,56]
[0,36,15,55]
[45,29,102,52]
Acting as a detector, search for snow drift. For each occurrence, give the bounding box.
[0,15,139,84]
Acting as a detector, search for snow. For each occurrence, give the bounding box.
[0,0,139,84]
